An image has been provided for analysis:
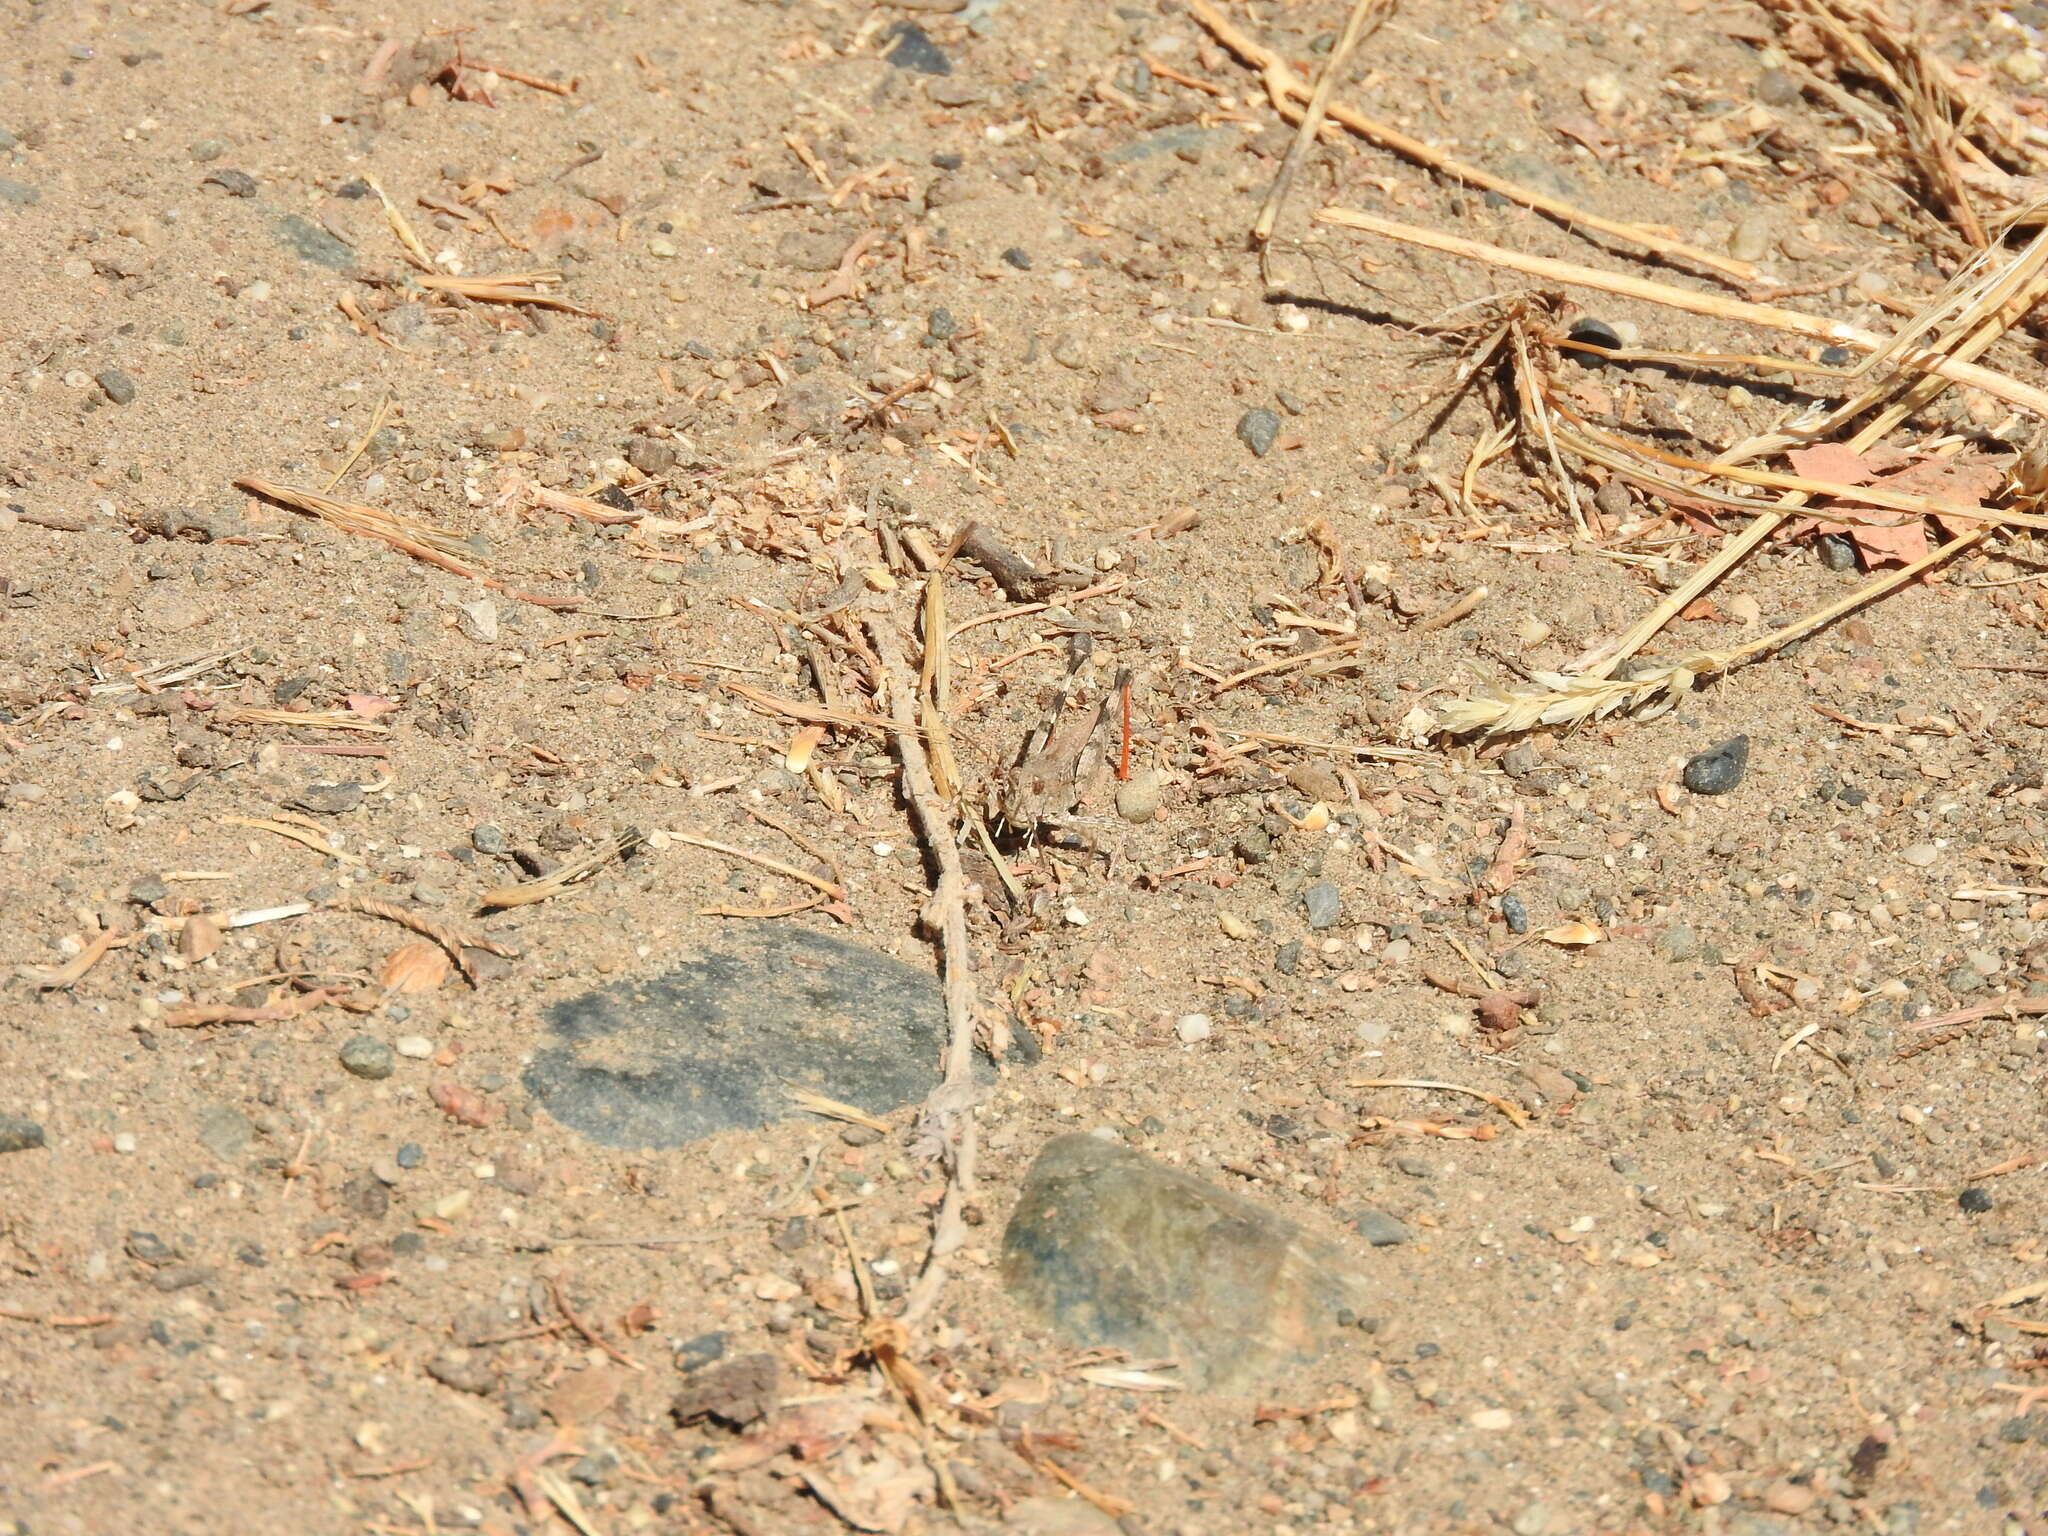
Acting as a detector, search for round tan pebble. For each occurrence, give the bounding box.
[1762,1480,1816,1515]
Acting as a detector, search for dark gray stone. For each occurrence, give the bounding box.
[0,178,41,207]
[675,1330,728,1372]
[96,369,137,405]
[339,1036,395,1080]
[1237,407,1281,458]
[1816,532,1858,571]
[882,21,951,75]
[275,214,355,271]
[523,923,949,1149]
[1682,735,1749,796]
[0,1115,46,1154]
[1303,880,1341,930]
[1349,1207,1412,1247]
[1001,1133,1368,1390]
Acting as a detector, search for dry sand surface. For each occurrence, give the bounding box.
[5,0,2048,1532]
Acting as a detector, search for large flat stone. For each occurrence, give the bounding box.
[523,923,947,1150]
[1001,1133,1369,1391]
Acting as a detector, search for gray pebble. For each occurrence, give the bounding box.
[0,178,41,207]
[339,1036,396,1080]
[151,1264,217,1292]
[1303,880,1341,929]
[188,138,226,163]
[471,823,508,855]
[1816,533,1858,571]
[0,1115,47,1154]
[96,369,137,405]
[1499,891,1529,934]
[882,20,951,74]
[1350,1207,1413,1246]
[1236,407,1281,458]
[1682,735,1750,796]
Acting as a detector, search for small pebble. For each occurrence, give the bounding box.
[1236,407,1281,458]
[1729,211,1773,263]
[1303,880,1342,929]
[1682,735,1750,796]
[339,1036,396,1080]
[394,1035,433,1059]
[1898,843,1939,867]
[1115,768,1163,823]
[1763,1481,1817,1516]
[882,20,951,74]
[96,369,137,405]
[112,1132,138,1154]
[1175,1013,1212,1043]
[1351,1207,1413,1247]
[1567,317,1623,363]
[1816,533,1858,571]
[1958,1186,1993,1214]
[0,1116,47,1154]
[1001,246,1032,270]
[395,1142,425,1170]
[1499,892,1529,934]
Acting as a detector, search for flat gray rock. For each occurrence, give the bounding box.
[1002,1133,1369,1391]
[523,923,947,1150]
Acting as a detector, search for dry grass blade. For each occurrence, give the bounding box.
[413,271,595,315]
[1421,525,1985,740]
[1193,0,1757,283]
[786,1084,892,1134]
[1349,1078,1533,1128]
[723,680,908,736]
[215,708,391,735]
[223,814,364,865]
[481,829,644,910]
[17,930,133,990]
[236,477,583,611]
[1312,206,2048,420]
[669,829,847,900]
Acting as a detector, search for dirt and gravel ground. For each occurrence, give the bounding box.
[5,0,2048,1532]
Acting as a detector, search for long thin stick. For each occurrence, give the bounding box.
[865,604,980,1326]
[1251,0,1393,256]
[1312,206,2048,419]
[1193,0,1757,282]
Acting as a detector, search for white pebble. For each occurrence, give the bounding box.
[1063,906,1091,926]
[113,1132,138,1154]
[395,1035,433,1059]
[1176,1013,1212,1043]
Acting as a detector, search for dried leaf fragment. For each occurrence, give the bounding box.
[379,940,451,994]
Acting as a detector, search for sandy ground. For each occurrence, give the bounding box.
[4,0,2048,1532]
